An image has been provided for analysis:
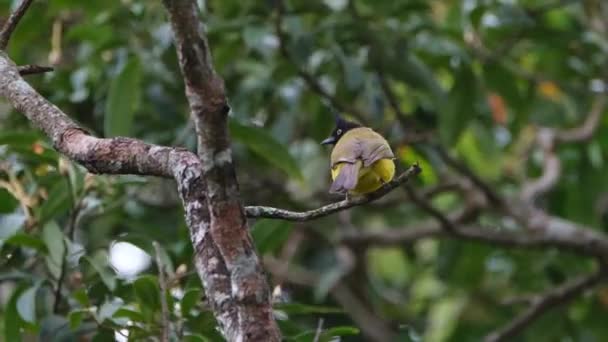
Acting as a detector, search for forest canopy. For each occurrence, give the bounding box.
[1,0,608,341]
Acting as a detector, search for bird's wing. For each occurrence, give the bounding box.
[330,128,394,168]
[360,130,394,167]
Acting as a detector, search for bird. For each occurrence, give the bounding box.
[321,114,395,196]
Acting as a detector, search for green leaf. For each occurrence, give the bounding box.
[133,275,160,313]
[68,310,86,330]
[0,131,41,146]
[251,219,293,254]
[229,119,303,180]
[440,65,477,145]
[323,326,360,338]
[181,287,201,316]
[0,212,26,243]
[86,251,116,291]
[42,221,65,264]
[38,178,71,225]
[5,286,25,341]
[17,284,40,324]
[97,299,123,322]
[113,308,146,322]
[40,315,75,342]
[183,334,212,342]
[104,57,142,137]
[5,233,47,251]
[275,303,343,315]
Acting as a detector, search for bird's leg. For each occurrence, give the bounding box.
[345,192,352,202]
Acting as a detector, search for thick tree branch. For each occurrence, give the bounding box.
[245,164,422,221]
[0,0,34,50]
[484,269,606,342]
[162,0,280,340]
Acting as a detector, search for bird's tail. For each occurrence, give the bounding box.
[330,161,362,194]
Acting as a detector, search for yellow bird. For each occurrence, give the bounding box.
[321,115,395,195]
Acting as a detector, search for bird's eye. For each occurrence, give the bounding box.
[336,129,342,135]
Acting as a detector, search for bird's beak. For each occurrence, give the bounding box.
[321,136,336,145]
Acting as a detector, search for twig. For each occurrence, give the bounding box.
[312,318,324,342]
[404,184,455,233]
[434,145,504,207]
[0,0,34,50]
[245,164,422,221]
[556,96,607,143]
[53,172,83,313]
[520,128,560,204]
[17,64,53,76]
[153,241,170,342]
[484,270,605,342]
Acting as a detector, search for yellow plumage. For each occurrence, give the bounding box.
[328,127,395,195]
[331,158,395,195]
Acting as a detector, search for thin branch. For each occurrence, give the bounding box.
[53,173,83,313]
[520,128,560,204]
[434,145,505,207]
[245,164,422,221]
[556,96,607,143]
[153,242,170,342]
[484,270,605,342]
[404,184,456,233]
[340,208,608,260]
[312,318,324,342]
[18,64,53,76]
[0,0,34,50]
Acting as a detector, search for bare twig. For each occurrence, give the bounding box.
[556,96,607,143]
[484,270,605,342]
[153,241,170,342]
[53,172,83,313]
[17,64,53,75]
[404,184,456,233]
[520,128,560,204]
[312,318,324,342]
[0,0,34,50]
[245,164,422,221]
[434,145,504,207]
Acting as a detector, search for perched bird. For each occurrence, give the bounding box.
[321,114,395,195]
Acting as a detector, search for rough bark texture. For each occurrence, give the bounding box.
[161,1,280,340]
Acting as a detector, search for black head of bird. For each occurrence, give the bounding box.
[320,114,361,145]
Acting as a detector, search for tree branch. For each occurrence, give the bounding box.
[162,0,280,340]
[556,95,607,143]
[0,0,34,50]
[17,64,54,76]
[245,164,422,221]
[484,270,606,342]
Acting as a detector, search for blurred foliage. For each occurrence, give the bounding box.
[1,0,608,341]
